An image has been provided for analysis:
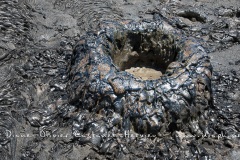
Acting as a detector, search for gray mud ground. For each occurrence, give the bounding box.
[0,0,240,159]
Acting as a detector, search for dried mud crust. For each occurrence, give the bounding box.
[125,67,163,80]
[67,20,213,135]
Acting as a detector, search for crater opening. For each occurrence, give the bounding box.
[109,30,180,80]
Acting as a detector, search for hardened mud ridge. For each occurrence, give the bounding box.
[67,20,212,136]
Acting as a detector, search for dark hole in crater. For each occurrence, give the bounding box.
[236,10,240,18]
[109,30,181,80]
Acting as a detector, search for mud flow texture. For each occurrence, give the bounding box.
[67,20,213,135]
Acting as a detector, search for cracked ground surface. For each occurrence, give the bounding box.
[0,0,240,159]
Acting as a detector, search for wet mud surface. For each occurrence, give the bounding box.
[0,0,239,159]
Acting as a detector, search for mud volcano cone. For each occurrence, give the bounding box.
[67,20,212,135]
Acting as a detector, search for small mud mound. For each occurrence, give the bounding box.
[68,20,212,138]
